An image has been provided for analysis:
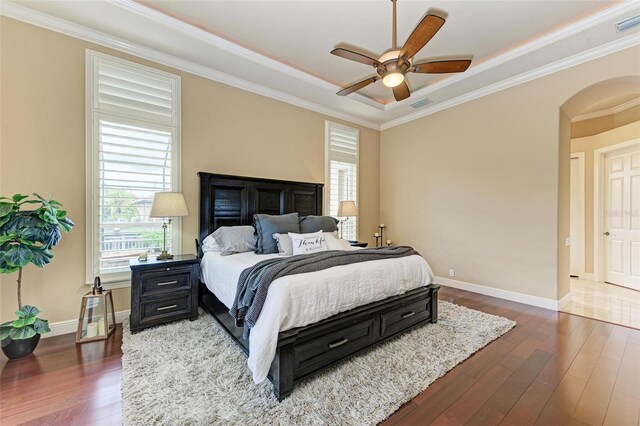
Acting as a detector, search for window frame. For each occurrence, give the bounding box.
[324,120,360,241]
[85,50,182,288]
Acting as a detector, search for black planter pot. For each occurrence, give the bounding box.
[1,334,41,359]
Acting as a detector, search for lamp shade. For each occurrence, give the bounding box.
[337,200,358,217]
[149,192,188,218]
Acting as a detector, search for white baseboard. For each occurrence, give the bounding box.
[44,310,130,338]
[45,277,570,336]
[581,273,596,281]
[435,276,563,311]
[558,292,572,309]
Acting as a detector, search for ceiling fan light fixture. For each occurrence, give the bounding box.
[382,72,405,88]
[378,50,401,63]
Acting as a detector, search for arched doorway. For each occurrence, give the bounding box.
[559,76,640,328]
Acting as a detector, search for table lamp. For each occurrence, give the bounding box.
[337,200,358,240]
[149,192,188,260]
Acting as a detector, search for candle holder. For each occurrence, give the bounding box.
[374,233,381,247]
[76,288,116,343]
[378,224,385,247]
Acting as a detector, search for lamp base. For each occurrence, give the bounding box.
[156,250,174,260]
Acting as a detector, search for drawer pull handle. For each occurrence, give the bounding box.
[402,311,416,319]
[157,280,178,286]
[328,337,349,349]
[157,304,177,311]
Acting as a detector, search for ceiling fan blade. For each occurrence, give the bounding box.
[331,48,381,68]
[399,14,445,60]
[337,76,380,96]
[411,59,471,74]
[392,80,410,101]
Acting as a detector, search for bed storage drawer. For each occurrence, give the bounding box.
[139,267,193,296]
[293,318,377,376]
[380,297,432,338]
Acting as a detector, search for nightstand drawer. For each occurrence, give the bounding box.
[140,294,192,324]
[140,267,192,297]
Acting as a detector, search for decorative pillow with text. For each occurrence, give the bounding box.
[288,231,329,255]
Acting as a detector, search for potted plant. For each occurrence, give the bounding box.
[0,194,74,359]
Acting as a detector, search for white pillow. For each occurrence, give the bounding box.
[274,231,339,256]
[288,231,329,255]
[324,233,353,251]
[273,233,294,256]
[202,234,221,252]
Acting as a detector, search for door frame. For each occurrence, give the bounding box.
[570,152,585,278]
[593,139,640,282]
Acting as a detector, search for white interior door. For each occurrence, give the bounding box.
[570,156,583,277]
[604,145,640,290]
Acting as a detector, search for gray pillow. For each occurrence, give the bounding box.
[299,215,340,233]
[253,213,300,254]
[210,226,256,256]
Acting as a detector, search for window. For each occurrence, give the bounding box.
[325,121,359,241]
[86,51,181,286]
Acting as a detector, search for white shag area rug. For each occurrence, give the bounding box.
[121,302,515,425]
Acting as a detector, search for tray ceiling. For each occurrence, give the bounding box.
[3,0,640,129]
[145,0,613,103]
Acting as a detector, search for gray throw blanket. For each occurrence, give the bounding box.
[230,246,420,339]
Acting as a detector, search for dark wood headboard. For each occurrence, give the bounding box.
[198,172,324,245]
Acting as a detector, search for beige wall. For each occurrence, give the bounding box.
[571,105,640,138]
[0,18,380,324]
[380,46,640,301]
[570,120,640,274]
[557,110,571,298]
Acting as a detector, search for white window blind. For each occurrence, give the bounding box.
[86,51,181,284]
[325,121,359,241]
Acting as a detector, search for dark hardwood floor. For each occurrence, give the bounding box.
[1,286,639,425]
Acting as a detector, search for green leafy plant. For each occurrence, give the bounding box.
[0,305,50,340]
[0,193,74,340]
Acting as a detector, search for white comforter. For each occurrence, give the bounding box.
[200,249,434,383]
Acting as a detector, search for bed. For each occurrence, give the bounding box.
[197,172,439,400]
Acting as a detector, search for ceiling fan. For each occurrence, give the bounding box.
[331,0,471,102]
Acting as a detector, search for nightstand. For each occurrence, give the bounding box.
[129,254,200,333]
[349,241,368,248]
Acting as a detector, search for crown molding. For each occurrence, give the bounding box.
[0,1,381,130]
[2,0,638,132]
[380,33,640,130]
[106,0,384,111]
[387,1,640,110]
[114,0,637,113]
[571,96,640,122]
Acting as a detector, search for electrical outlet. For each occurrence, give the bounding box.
[565,237,571,246]
[449,269,455,277]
